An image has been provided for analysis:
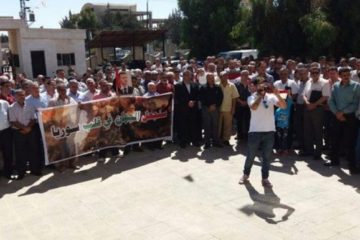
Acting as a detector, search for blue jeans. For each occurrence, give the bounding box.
[243,132,274,179]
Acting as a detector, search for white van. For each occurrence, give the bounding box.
[217,49,259,60]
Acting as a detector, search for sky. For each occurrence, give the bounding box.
[0,0,178,29]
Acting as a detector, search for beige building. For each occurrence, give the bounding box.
[0,17,86,78]
[81,3,137,17]
[81,3,164,29]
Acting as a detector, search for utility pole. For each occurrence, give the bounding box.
[19,0,35,25]
[19,0,26,21]
[146,0,149,29]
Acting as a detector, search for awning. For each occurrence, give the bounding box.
[86,29,167,48]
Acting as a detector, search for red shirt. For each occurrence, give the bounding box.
[228,72,241,80]
[0,94,15,104]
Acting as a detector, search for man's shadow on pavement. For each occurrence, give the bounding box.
[239,182,295,224]
[198,146,238,163]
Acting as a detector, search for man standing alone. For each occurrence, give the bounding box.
[239,82,286,188]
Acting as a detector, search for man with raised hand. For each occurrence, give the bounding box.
[239,81,286,188]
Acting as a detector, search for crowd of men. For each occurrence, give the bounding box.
[1,55,360,181]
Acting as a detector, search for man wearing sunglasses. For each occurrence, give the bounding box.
[239,80,286,188]
[301,64,331,160]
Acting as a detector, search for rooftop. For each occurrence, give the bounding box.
[87,29,167,48]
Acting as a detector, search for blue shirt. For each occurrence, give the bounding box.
[275,98,293,129]
[25,95,47,119]
[329,80,360,115]
[67,91,82,102]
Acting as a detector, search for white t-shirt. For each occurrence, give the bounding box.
[273,79,299,95]
[248,93,279,132]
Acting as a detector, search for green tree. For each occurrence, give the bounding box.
[77,8,98,35]
[0,34,9,43]
[231,0,360,58]
[60,7,143,32]
[230,6,253,48]
[100,9,143,30]
[232,0,312,58]
[59,11,78,29]
[326,0,360,56]
[299,8,337,57]
[178,0,241,58]
[162,9,183,46]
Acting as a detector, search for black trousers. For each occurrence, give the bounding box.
[33,123,45,169]
[275,127,289,151]
[304,107,324,157]
[331,113,358,165]
[13,128,41,175]
[287,103,295,149]
[0,127,14,176]
[236,106,250,141]
[177,109,200,145]
[323,110,335,150]
[294,104,304,149]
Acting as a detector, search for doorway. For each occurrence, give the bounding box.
[31,51,46,77]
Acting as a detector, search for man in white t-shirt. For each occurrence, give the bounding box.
[273,67,299,96]
[239,82,286,188]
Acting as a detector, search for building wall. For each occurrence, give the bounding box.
[1,18,87,78]
[18,28,86,77]
[20,38,86,77]
[82,3,137,18]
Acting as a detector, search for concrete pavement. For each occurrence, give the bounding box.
[1,140,360,240]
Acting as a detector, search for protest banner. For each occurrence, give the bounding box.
[38,93,173,165]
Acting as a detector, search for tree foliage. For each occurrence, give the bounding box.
[177,0,360,58]
[231,0,360,58]
[299,8,337,56]
[162,9,183,46]
[99,9,143,30]
[0,34,9,43]
[60,7,144,35]
[77,8,98,34]
[178,0,241,58]
[231,0,312,58]
[59,11,78,29]
[326,0,360,56]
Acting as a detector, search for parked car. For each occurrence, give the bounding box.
[217,49,259,60]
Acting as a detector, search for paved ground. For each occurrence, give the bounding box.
[1,138,360,240]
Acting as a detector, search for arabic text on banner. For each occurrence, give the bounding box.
[38,93,173,165]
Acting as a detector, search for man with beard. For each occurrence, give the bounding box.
[239,82,286,188]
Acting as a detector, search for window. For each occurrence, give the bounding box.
[12,54,20,67]
[57,53,75,66]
